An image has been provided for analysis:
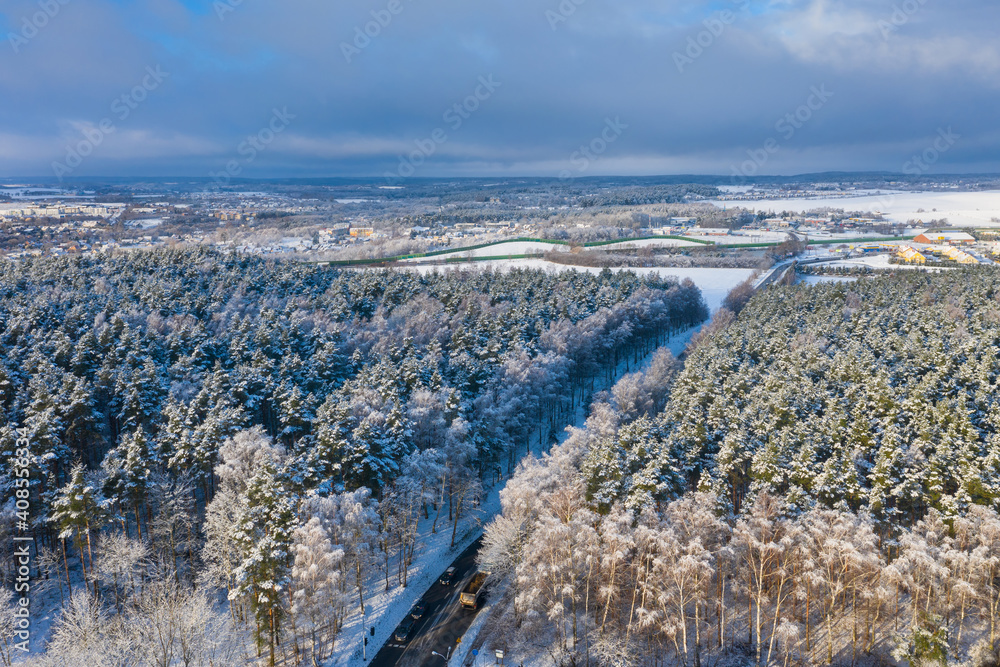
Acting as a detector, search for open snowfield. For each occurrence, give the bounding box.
[399,241,568,262]
[719,230,791,244]
[400,259,753,313]
[595,237,704,249]
[709,190,1000,227]
[400,238,705,264]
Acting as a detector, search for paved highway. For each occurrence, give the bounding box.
[370,536,486,667]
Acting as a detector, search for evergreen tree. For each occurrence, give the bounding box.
[50,463,110,591]
[102,428,154,539]
[231,459,297,667]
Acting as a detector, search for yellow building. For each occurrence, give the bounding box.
[897,246,926,264]
[928,245,978,264]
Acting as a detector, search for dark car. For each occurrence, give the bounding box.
[410,602,427,619]
[394,619,414,642]
[440,567,456,586]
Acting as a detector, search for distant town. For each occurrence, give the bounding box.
[2,175,1000,265]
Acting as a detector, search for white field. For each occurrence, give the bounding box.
[709,190,1000,228]
[402,238,705,264]
[131,218,163,229]
[401,258,754,313]
[399,240,568,262]
[597,237,704,249]
[718,230,791,245]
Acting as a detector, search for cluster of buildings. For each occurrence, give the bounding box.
[0,202,126,222]
[194,191,320,223]
[896,244,980,265]
[896,232,983,265]
[912,231,976,245]
[395,220,536,246]
[715,187,890,203]
[648,217,699,235]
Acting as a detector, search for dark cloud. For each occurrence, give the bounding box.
[0,0,997,177]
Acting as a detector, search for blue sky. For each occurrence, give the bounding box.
[0,0,997,178]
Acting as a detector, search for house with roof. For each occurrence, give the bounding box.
[913,231,976,245]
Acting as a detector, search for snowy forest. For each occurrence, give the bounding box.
[481,269,1000,667]
[0,249,707,666]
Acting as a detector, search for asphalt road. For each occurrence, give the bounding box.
[369,536,486,667]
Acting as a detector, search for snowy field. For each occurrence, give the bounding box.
[128,218,163,229]
[718,230,791,245]
[709,190,1000,228]
[402,238,705,264]
[399,241,568,262]
[596,237,704,249]
[399,259,753,313]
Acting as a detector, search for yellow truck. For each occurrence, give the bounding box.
[459,571,489,610]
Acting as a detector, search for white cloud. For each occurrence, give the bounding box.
[767,0,1000,80]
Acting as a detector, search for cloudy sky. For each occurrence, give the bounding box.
[0,0,997,179]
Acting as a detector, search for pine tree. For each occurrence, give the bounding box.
[50,463,110,592]
[231,459,297,667]
[102,428,154,539]
[276,383,317,447]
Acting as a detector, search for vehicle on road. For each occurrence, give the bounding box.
[394,619,414,642]
[459,571,489,610]
[440,567,456,586]
[410,602,427,619]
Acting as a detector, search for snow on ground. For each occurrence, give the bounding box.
[799,275,858,285]
[595,238,703,249]
[330,480,501,666]
[804,230,925,242]
[400,260,753,314]
[327,321,708,667]
[443,324,705,667]
[446,327,706,667]
[399,241,568,262]
[711,230,790,245]
[127,218,163,229]
[449,580,510,667]
[401,238,707,264]
[708,190,1000,228]
[812,254,943,271]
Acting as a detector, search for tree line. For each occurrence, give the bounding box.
[0,249,707,665]
[482,269,1000,666]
